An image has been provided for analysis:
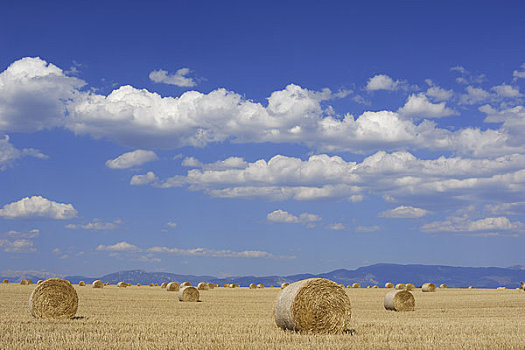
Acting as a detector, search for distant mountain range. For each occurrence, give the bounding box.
[3,263,525,288]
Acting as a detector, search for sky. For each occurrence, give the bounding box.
[1,0,525,278]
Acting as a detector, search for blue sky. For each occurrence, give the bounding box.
[1,1,525,278]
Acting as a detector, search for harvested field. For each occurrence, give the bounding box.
[0,284,524,349]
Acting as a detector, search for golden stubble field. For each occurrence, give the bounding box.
[1,284,524,349]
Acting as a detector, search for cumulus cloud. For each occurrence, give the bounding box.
[355,225,381,232]
[0,196,77,219]
[459,86,491,105]
[0,239,36,253]
[379,205,429,218]
[424,80,453,101]
[66,218,122,230]
[398,93,457,119]
[267,209,321,224]
[366,74,403,91]
[0,135,47,170]
[513,63,525,79]
[421,216,522,234]
[491,84,522,98]
[149,68,196,87]
[106,150,158,169]
[182,156,248,171]
[96,241,140,251]
[130,171,159,185]
[328,223,345,230]
[4,228,40,239]
[166,221,177,228]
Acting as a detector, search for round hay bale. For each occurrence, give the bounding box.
[92,280,103,288]
[149,283,154,287]
[20,279,28,285]
[352,283,360,288]
[78,281,86,286]
[384,289,415,312]
[281,283,290,289]
[422,283,436,292]
[439,284,448,289]
[373,285,379,288]
[2,279,8,284]
[29,278,78,319]
[181,282,191,287]
[366,286,372,289]
[384,282,394,288]
[37,280,43,285]
[155,283,158,286]
[178,286,199,302]
[104,282,110,286]
[405,283,415,291]
[117,282,127,288]
[249,283,256,289]
[230,284,237,288]
[257,284,265,289]
[28,280,34,285]
[137,283,142,287]
[497,286,507,290]
[223,283,229,288]
[468,286,475,289]
[160,282,168,288]
[197,282,209,290]
[275,278,351,334]
[339,284,345,288]
[395,283,406,290]
[167,282,179,291]
[207,283,215,289]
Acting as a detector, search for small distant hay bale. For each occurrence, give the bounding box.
[155,283,158,286]
[366,286,372,289]
[439,284,448,289]
[281,283,290,289]
[230,284,238,288]
[20,279,28,285]
[149,283,154,287]
[117,282,127,288]
[37,280,43,284]
[422,283,436,292]
[249,283,256,289]
[78,281,86,286]
[181,282,191,287]
[395,283,406,290]
[384,282,394,288]
[198,282,209,290]
[167,282,179,291]
[29,278,78,319]
[384,289,415,312]
[104,282,110,286]
[137,283,142,287]
[207,283,215,289]
[178,286,200,302]
[373,285,379,288]
[257,284,265,289]
[28,280,34,285]
[223,283,229,288]
[2,279,8,284]
[92,280,103,288]
[161,282,168,288]
[352,283,361,288]
[405,283,415,291]
[497,286,507,290]
[468,286,475,289]
[274,278,351,334]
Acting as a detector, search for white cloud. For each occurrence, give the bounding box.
[421,216,522,234]
[182,156,248,170]
[512,63,525,79]
[267,209,321,224]
[0,135,47,170]
[96,241,140,251]
[149,68,196,87]
[166,221,177,228]
[459,86,491,105]
[105,150,158,169]
[328,223,345,230]
[379,205,429,218]
[366,74,402,91]
[0,239,36,253]
[355,225,380,232]
[66,218,122,230]
[0,196,77,219]
[491,84,522,98]
[3,228,40,239]
[426,86,453,102]
[398,93,457,119]
[130,171,159,185]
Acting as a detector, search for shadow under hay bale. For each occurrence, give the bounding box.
[384,289,415,312]
[29,278,78,319]
[178,286,199,302]
[274,278,351,335]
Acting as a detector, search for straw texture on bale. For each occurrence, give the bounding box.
[29,278,78,319]
[92,280,103,288]
[166,282,179,291]
[181,282,191,287]
[384,282,394,288]
[439,284,448,288]
[249,283,256,289]
[2,279,8,284]
[20,279,28,285]
[78,281,86,286]
[274,278,351,335]
[405,283,415,291]
[422,283,436,292]
[395,283,406,290]
[384,289,415,312]
[117,282,127,288]
[257,284,265,288]
[178,286,199,302]
[198,282,209,290]
[161,282,167,288]
[352,283,361,288]
[281,283,289,289]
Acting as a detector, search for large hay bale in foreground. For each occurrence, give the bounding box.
[405,283,415,291]
[395,283,406,290]
[274,278,351,334]
[78,281,86,286]
[257,284,265,289]
[422,283,436,292]
[178,286,199,302]
[20,279,28,285]
[198,282,209,290]
[181,282,191,287]
[384,289,415,312]
[160,282,167,288]
[29,278,78,319]
[92,280,103,288]
[117,282,127,288]
[352,283,360,288]
[281,283,290,289]
[166,282,179,291]
[439,284,448,289]
[249,283,256,289]
[384,282,394,288]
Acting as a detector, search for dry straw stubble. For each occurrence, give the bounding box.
[384,289,415,312]
[29,278,78,319]
[274,278,351,334]
[178,286,200,302]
